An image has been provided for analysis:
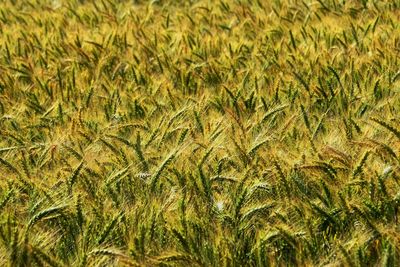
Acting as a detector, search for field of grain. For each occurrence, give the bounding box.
[0,0,400,266]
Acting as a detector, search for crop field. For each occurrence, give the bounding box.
[0,0,400,266]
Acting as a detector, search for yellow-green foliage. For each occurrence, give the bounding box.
[0,0,400,266]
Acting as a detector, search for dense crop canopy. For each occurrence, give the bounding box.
[0,0,400,266]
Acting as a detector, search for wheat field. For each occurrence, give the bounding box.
[0,0,400,266]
